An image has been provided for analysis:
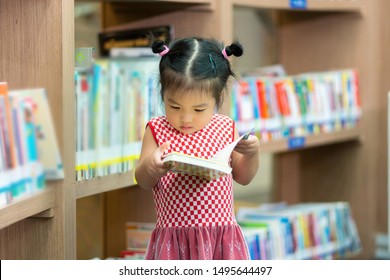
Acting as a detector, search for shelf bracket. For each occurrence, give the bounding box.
[29,208,55,219]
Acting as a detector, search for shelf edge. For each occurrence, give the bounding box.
[260,127,361,153]
[231,0,362,12]
[75,171,137,199]
[0,187,55,230]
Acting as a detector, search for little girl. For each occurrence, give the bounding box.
[135,37,260,260]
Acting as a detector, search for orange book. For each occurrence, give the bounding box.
[274,80,291,116]
[256,79,269,119]
[0,82,17,170]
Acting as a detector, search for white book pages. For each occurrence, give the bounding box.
[211,128,254,164]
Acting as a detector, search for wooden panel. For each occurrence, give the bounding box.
[62,0,77,261]
[279,12,364,74]
[0,217,57,259]
[273,152,301,204]
[100,0,215,27]
[101,2,222,39]
[105,186,156,258]
[76,194,105,259]
[375,0,390,236]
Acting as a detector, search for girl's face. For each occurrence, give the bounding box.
[164,90,216,135]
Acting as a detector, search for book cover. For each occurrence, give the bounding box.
[8,93,34,198]
[13,95,46,193]
[162,128,253,180]
[10,89,64,180]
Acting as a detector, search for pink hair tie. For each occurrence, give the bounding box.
[159,45,169,56]
[222,47,229,59]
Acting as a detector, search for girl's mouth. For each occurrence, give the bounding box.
[180,126,192,132]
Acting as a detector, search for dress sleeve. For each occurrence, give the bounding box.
[146,119,159,146]
[231,118,236,142]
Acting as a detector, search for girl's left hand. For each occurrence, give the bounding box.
[234,135,260,156]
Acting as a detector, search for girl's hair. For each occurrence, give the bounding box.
[151,37,243,109]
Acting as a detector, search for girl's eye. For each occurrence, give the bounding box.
[195,109,206,112]
[170,105,180,110]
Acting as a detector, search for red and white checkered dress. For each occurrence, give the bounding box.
[145,114,249,260]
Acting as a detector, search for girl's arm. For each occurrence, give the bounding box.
[134,126,170,190]
[231,128,260,185]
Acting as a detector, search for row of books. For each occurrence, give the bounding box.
[237,202,362,260]
[231,69,361,141]
[121,222,156,260]
[0,83,63,207]
[75,57,162,181]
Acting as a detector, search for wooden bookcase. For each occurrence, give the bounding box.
[0,0,387,260]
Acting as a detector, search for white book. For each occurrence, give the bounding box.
[162,128,253,180]
[110,47,159,58]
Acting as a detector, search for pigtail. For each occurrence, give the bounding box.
[223,42,244,58]
[152,40,169,56]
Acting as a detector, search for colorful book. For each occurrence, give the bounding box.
[10,89,64,180]
[162,128,253,180]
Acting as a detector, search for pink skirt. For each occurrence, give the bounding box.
[145,225,250,260]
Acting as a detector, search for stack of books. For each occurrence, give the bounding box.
[237,202,362,260]
[121,222,155,259]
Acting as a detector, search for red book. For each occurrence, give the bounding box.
[275,80,291,116]
[256,79,269,119]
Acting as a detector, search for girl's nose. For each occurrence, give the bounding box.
[181,113,192,123]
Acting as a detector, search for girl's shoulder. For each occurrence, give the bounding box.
[148,115,168,126]
[212,114,234,125]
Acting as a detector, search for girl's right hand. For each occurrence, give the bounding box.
[146,142,171,179]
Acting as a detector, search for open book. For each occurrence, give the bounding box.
[162,128,254,180]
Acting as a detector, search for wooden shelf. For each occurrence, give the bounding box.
[78,0,213,3]
[231,0,362,12]
[0,187,55,230]
[78,0,360,12]
[79,0,213,3]
[77,0,215,12]
[260,127,361,153]
[75,171,136,199]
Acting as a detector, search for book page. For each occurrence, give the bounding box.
[211,128,254,163]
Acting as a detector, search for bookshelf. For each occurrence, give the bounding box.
[0,0,387,260]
